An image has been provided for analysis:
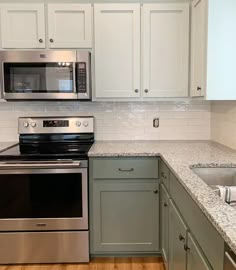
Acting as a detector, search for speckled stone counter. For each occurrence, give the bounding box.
[89,140,236,254]
[0,142,17,153]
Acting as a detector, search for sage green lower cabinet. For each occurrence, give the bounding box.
[89,157,159,255]
[91,180,159,254]
[169,199,187,270]
[187,232,212,270]
[160,184,169,270]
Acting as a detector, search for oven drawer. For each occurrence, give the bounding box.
[91,157,159,179]
[0,231,89,264]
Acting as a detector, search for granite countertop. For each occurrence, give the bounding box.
[89,140,236,253]
[0,142,18,153]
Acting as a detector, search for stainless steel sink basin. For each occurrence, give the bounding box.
[191,167,236,186]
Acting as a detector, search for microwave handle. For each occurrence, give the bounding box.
[72,62,77,94]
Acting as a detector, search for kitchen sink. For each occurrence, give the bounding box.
[191,167,236,187]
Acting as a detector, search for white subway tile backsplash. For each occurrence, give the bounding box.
[211,101,236,150]
[0,101,211,142]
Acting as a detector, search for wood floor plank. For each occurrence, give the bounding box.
[0,257,164,270]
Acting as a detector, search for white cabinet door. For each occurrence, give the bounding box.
[94,4,140,98]
[142,4,189,98]
[0,4,45,49]
[47,4,92,48]
[191,0,207,97]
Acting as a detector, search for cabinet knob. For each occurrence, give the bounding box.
[134,89,139,93]
[184,244,190,251]
[197,86,202,91]
[153,190,158,194]
[49,38,54,43]
[39,38,43,43]
[144,89,149,93]
[164,202,168,207]
[161,172,167,179]
[179,235,185,242]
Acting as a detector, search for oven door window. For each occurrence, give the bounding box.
[4,63,74,93]
[0,173,83,218]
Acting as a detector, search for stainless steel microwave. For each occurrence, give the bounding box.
[0,50,91,100]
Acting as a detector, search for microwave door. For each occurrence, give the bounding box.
[2,62,78,100]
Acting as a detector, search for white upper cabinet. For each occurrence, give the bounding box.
[94,4,141,98]
[94,3,190,99]
[0,4,45,49]
[191,0,236,100]
[191,0,207,97]
[47,4,92,48]
[142,4,189,98]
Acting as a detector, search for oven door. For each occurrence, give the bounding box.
[0,50,78,100]
[0,164,88,231]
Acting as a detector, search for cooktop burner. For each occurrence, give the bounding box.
[0,144,91,161]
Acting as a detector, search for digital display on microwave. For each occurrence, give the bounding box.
[43,120,69,127]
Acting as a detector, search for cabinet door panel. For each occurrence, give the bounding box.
[92,180,159,253]
[160,184,169,270]
[187,232,212,270]
[191,0,207,97]
[169,199,187,270]
[47,4,92,48]
[94,4,140,98]
[1,4,45,49]
[143,4,189,98]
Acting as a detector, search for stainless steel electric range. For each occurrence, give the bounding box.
[0,116,94,264]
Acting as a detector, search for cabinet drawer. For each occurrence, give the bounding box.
[91,158,159,179]
[160,160,170,190]
[169,173,224,270]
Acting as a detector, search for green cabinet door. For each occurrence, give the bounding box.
[91,179,159,254]
[169,199,187,270]
[160,184,169,270]
[186,232,213,270]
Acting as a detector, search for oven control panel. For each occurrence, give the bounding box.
[18,117,94,134]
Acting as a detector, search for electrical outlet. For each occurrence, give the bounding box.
[153,118,159,128]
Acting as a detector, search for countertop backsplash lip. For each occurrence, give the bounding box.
[189,163,236,168]
[88,140,236,254]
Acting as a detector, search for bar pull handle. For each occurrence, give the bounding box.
[36,223,46,227]
[118,168,134,172]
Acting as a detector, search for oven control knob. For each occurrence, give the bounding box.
[31,122,37,128]
[83,121,89,127]
[23,122,29,128]
[76,121,81,127]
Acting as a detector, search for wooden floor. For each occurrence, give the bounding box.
[0,257,164,270]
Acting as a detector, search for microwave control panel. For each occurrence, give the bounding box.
[77,63,87,93]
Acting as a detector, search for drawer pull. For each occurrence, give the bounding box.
[153,190,158,194]
[164,202,168,207]
[118,168,134,172]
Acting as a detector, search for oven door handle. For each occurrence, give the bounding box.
[0,161,81,169]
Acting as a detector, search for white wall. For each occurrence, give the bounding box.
[0,100,211,142]
[211,101,236,149]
